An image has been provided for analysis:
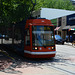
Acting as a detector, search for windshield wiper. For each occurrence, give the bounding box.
[37,38,46,48]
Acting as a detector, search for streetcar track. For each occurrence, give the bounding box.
[48,56,75,74]
[49,65,75,75]
[55,56,75,67]
[65,63,75,67]
[45,61,75,75]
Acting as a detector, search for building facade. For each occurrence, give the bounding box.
[57,14,75,42]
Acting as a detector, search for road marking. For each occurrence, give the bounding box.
[0,49,15,60]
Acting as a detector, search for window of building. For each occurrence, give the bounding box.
[58,17,62,27]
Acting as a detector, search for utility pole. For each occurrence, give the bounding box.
[1,0,3,44]
[12,22,16,45]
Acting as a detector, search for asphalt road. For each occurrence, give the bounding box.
[0,42,75,75]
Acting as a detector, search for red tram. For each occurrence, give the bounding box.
[24,19,56,58]
[1,18,56,58]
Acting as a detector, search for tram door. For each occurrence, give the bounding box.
[24,28,31,56]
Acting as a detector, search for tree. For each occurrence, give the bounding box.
[0,0,34,25]
[0,0,74,26]
[35,0,75,10]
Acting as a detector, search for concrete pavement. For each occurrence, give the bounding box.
[0,43,75,75]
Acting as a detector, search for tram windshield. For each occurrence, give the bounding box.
[32,26,55,46]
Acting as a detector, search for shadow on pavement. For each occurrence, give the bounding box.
[0,45,68,74]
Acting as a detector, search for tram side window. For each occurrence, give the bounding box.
[25,30,30,45]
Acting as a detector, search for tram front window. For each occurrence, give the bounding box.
[32,26,54,46]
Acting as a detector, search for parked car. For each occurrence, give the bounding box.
[65,35,69,42]
[55,35,64,45]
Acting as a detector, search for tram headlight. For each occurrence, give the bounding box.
[35,47,38,50]
[32,47,38,50]
[52,47,55,50]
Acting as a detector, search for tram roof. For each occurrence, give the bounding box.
[26,18,52,24]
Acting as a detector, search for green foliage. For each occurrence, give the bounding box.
[35,0,75,10]
[0,0,75,26]
[0,0,32,25]
[51,19,57,26]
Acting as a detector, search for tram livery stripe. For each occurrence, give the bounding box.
[24,50,56,55]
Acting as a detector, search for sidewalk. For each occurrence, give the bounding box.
[0,49,12,71]
[64,42,72,46]
[64,42,75,46]
[0,65,67,75]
